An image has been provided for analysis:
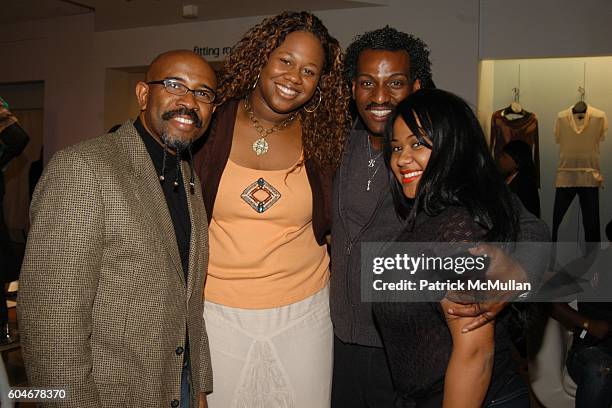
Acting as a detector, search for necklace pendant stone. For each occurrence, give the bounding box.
[368,159,376,168]
[252,138,269,155]
[367,180,372,191]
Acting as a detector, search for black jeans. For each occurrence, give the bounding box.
[332,335,396,408]
[552,187,600,243]
[485,375,530,408]
[567,344,612,408]
[394,374,530,408]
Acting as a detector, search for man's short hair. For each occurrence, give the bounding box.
[344,26,434,88]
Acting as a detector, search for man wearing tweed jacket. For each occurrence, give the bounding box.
[18,50,217,408]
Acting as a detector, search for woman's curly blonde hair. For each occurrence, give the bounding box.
[216,11,350,169]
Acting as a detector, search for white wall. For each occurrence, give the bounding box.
[478,0,612,243]
[0,14,100,159]
[2,1,611,240]
[0,0,480,160]
[476,60,495,135]
[0,82,44,110]
[104,70,145,131]
[480,56,612,244]
[480,0,612,59]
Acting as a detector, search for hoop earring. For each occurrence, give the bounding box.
[251,72,260,90]
[304,86,321,113]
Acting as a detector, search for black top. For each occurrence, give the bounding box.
[344,130,387,239]
[331,118,550,348]
[331,119,407,347]
[373,207,517,406]
[134,118,191,280]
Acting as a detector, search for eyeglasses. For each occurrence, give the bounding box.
[146,79,216,104]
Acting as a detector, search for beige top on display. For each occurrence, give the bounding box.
[554,105,608,188]
[205,158,330,309]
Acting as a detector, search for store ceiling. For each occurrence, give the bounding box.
[1,0,385,31]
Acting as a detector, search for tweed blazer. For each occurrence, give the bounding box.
[18,121,212,407]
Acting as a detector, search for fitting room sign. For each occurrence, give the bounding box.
[193,45,232,59]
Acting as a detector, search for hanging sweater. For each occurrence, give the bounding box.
[554,105,608,188]
[490,109,540,186]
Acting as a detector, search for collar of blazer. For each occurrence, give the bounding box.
[111,120,201,293]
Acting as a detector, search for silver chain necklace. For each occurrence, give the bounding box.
[366,135,383,191]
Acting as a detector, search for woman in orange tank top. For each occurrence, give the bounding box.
[193,11,350,408]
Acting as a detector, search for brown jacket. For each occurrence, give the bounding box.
[18,121,212,407]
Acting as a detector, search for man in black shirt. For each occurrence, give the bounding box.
[331,27,432,407]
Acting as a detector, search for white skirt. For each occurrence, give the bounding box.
[203,285,333,408]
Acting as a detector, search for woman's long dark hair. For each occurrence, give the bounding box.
[384,88,519,242]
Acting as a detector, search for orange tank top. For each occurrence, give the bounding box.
[205,158,330,309]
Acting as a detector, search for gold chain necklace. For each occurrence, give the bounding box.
[244,96,297,155]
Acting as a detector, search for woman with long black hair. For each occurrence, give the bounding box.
[373,89,531,408]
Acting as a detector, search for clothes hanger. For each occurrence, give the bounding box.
[502,87,526,119]
[572,86,587,115]
[510,101,523,114]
